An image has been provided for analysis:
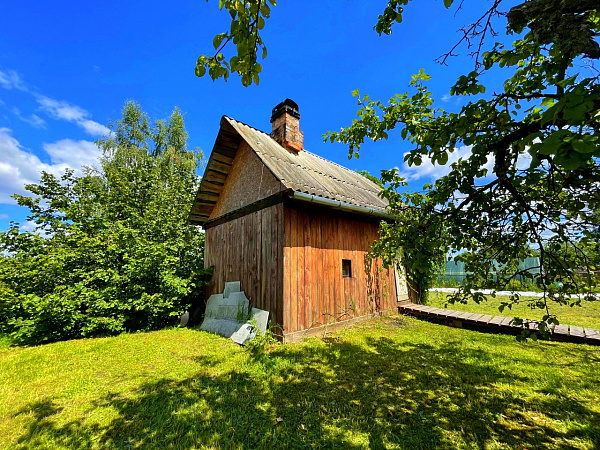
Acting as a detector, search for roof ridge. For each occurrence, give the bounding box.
[224,115,271,138]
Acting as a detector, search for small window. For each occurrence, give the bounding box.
[342,259,352,278]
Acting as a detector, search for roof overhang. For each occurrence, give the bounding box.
[189,117,242,225]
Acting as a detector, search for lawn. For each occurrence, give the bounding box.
[428,291,600,330]
[1,316,599,449]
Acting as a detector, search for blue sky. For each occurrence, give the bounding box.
[0,0,519,230]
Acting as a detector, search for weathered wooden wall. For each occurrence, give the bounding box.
[209,140,284,220]
[205,203,284,329]
[282,203,398,335]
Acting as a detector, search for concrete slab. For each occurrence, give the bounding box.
[223,281,241,299]
[231,323,256,345]
[200,286,269,346]
[201,317,244,337]
[204,292,249,321]
[250,308,269,336]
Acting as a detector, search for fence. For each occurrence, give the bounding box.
[436,257,541,287]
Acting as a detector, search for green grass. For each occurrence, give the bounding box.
[1,318,599,449]
[428,291,600,329]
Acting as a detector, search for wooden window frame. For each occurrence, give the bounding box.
[342,259,352,278]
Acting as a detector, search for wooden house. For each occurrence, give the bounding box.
[189,100,408,341]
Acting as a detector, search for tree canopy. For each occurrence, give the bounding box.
[0,102,209,344]
[198,0,600,336]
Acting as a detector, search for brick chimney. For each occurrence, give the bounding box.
[270,99,303,153]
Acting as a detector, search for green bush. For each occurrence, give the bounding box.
[0,102,211,345]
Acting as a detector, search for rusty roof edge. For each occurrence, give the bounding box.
[288,191,395,220]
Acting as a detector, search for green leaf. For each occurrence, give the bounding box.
[541,97,555,107]
[213,33,225,50]
[443,0,453,7]
[438,151,449,165]
[571,139,595,154]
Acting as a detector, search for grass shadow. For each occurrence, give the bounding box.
[9,321,600,449]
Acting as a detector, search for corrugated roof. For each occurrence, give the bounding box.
[189,116,388,225]
[226,117,387,209]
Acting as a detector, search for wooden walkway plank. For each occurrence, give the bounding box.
[479,315,493,324]
[488,316,506,326]
[458,312,477,321]
[465,313,485,322]
[398,302,598,345]
[570,326,585,339]
[552,324,569,336]
[403,304,426,312]
[453,311,471,319]
[585,330,600,345]
[446,310,467,319]
[435,309,458,319]
[584,328,600,339]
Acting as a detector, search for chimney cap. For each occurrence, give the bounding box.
[271,98,300,121]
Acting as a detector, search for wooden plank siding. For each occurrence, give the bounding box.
[282,204,398,335]
[204,203,284,328]
[209,140,285,220]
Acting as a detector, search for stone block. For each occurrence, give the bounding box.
[223,281,241,299]
[250,308,269,336]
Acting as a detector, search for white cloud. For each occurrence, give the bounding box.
[25,114,46,129]
[0,213,8,220]
[441,93,452,102]
[12,107,46,129]
[0,69,27,91]
[398,146,486,181]
[0,128,100,204]
[35,94,109,137]
[36,95,87,121]
[19,220,52,238]
[516,152,532,170]
[0,69,109,137]
[399,145,535,183]
[79,119,110,137]
[43,139,101,168]
[19,220,37,232]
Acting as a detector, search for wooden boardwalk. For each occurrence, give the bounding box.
[399,303,600,345]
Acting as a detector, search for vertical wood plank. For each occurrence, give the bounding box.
[321,216,333,325]
[341,217,348,321]
[332,215,340,322]
[360,223,368,314]
[315,213,322,327]
[290,208,299,333]
[273,203,283,330]
[283,206,291,333]
[260,208,269,311]
[297,210,306,331]
[303,211,312,329]
[327,214,334,324]
[246,213,254,300]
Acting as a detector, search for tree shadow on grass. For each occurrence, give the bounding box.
[11,332,600,449]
